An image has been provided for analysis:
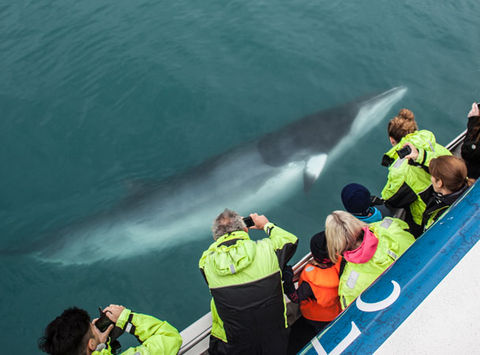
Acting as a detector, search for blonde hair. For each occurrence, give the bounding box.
[429,156,475,192]
[387,108,418,142]
[325,211,367,263]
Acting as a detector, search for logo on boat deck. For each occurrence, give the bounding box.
[310,280,401,354]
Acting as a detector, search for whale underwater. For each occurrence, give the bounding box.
[26,87,407,265]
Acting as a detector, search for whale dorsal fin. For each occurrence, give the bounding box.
[303,154,328,192]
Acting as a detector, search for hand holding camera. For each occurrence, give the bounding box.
[92,313,114,344]
[243,213,269,230]
[103,304,125,323]
[396,145,411,159]
[94,305,126,353]
[397,142,418,161]
[243,216,255,228]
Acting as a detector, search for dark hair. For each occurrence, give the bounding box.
[387,108,418,142]
[39,307,92,355]
[429,156,474,192]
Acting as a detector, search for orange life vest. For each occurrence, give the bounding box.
[298,258,342,322]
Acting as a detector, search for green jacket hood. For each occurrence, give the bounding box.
[384,130,437,160]
[205,231,256,276]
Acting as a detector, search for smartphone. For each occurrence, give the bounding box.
[397,145,412,159]
[243,216,255,228]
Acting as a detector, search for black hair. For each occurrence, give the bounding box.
[38,307,91,355]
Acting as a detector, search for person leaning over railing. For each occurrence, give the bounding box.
[381,108,451,237]
[461,102,480,179]
[38,304,182,355]
[199,209,298,355]
[420,155,475,231]
[325,211,415,310]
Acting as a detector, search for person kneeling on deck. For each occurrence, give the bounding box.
[341,183,392,224]
[325,211,415,310]
[283,232,344,333]
[199,209,298,355]
[38,304,182,355]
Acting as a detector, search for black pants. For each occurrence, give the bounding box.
[286,316,326,355]
[209,327,289,355]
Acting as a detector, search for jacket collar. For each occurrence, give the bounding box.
[432,183,469,207]
[209,230,255,276]
[215,231,250,246]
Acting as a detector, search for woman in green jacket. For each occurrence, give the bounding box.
[325,211,415,309]
[381,108,451,237]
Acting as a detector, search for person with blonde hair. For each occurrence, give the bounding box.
[325,211,415,309]
[421,156,475,230]
[381,108,451,237]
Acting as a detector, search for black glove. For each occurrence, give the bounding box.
[282,265,294,282]
[282,265,299,302]
[370,195,384,206]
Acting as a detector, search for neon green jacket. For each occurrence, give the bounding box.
[339,218,415,309]
[424,206,449,230]
[199,223,298,344]
[381,130,451,226]
[93,309,182,355]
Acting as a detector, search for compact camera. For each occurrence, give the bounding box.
[95,308,123,354]
[95,308,114,332]
[243,216,255,228]
[396,145,412,159]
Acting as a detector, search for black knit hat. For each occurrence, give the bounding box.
[341,183,371,214]
[310,231,330,261]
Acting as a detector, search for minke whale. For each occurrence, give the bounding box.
[27,87,407,265]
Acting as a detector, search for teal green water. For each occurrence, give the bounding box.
[1,0,479,352]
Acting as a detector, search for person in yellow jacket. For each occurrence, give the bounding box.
[325,211,415,309]
[38,304,182,355]
[381,108,451,237]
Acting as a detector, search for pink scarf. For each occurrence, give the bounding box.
[343,227,378,264]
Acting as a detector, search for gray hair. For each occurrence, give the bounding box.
[212,209,246,240]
